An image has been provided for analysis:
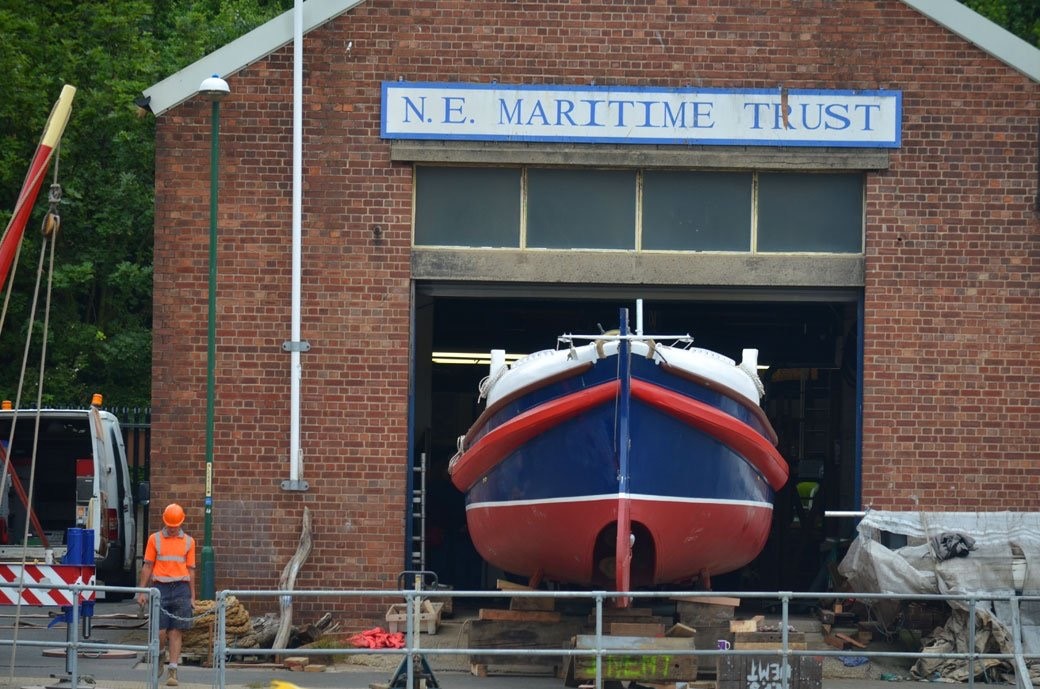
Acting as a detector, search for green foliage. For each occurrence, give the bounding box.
[960,0,1040,46]
[0,0,1034,409]
[0,0,289,408]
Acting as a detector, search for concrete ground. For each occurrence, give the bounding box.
[0,598,951,689]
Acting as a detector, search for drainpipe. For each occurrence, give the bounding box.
[282,0,309,492]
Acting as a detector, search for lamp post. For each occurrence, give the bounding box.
[198,73,229,601]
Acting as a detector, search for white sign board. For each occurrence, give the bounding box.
[382,82,901,148]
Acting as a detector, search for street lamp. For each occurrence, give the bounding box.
[199,73,229,601]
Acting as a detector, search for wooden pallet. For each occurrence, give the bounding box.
[385,600,443,634]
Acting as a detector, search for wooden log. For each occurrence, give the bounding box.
[572,635,697,682]
[273,507,313,652]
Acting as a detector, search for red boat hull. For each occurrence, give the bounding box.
[464,496,773,587]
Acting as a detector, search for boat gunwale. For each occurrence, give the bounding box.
[451,377,787,494]
[659,360,779,445]
[462,360,595,446]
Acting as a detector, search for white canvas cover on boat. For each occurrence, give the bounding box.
[837,511,1040,685]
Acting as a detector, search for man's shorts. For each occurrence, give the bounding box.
[156,581,193,631]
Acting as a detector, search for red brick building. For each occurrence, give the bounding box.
[142,0,1039,602]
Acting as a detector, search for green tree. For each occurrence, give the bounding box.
[960,0,1040,46]
[0,0,289,408]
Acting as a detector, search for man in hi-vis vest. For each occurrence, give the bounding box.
[137,503,196,687]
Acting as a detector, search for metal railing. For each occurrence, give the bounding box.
[213,587,1039,689]
[0,581,162,689]
[0,580,1036,689]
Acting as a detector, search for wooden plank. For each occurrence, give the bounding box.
[734,641,808,650]
[592,615,673,626]
[734,632,806,646]
[677,600,737,626]
[573,635,697,682]
[496,578,533,591]
[510,595,555,611]
[823,634,849,650]
[467,617,583,667]
[717,654,821,689]
[729,616,765,633]
[665,623,697,638]
[671,596,741,607]
[609,621,665,637]
[478,608,561,623]
[834,632,866,649]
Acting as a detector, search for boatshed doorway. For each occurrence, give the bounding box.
[411,289,861,595]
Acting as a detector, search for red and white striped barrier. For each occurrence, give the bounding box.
[0,564,95,606]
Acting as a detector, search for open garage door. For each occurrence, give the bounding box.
[410,285,861,594]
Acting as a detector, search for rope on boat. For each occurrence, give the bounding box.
[447,436,465,474]
[477,364,508,402]
[739,360,766,398]
[644,338,656,360]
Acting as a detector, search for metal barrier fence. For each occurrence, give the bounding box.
[214,587,1040,689]
[0,581,1036,689]
[0,581,162,689]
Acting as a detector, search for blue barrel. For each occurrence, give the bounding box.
[80,528,95,566]
[64,528,84,565]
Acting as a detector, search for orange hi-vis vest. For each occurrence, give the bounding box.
[145,528,195,583]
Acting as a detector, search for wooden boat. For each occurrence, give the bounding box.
[449,307,789,597]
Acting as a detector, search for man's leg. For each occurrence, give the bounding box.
[167,629,182,666]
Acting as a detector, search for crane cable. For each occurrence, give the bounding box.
[2,146,62,684]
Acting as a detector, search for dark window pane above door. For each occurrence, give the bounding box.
[643,171,752,251]
[414,166,521,247]
[527,168,635,249]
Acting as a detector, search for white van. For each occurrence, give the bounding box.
[0,403,138,589]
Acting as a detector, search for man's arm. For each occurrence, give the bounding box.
[188,566,197,604]
[135,561,154,606]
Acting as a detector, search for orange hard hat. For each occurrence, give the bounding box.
[163,503,185,528]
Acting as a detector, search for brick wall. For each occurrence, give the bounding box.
[151,0,1040,611]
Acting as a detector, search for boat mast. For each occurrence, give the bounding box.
[614,307,633,607]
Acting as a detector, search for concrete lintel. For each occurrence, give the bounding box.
[391,141,890,171]
[412,249,864,288]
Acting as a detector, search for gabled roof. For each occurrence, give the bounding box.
[143,0,1039,116]
[903,0,1039,82]
[142,0,364,115]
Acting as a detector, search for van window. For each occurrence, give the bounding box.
[1,417,92,544]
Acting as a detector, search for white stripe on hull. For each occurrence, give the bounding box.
[467,493,774,511]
